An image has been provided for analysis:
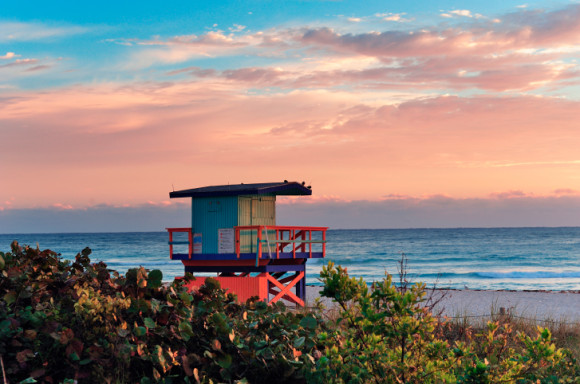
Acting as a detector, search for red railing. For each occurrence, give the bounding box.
[166,227,193,259]
[235,225,327,260]
[167,226,327,261]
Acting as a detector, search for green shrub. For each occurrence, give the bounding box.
[308,261,579,384]
[1,243,578,383]
[0,242,323,383]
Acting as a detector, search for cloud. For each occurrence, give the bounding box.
[52,203,74,210]
[0,56,54,77]
[93,4,580,93]
[0,58,38,69]
[179,56,576,92]
[228,24,246,33]
[0,52,17,59]
[2,75,579,209]
[116,30,259,68]
[489,190,532,199]
[291,6,580,92]
[24,65,51,72]
[3,192,580,233]
[300,5,580,58]
[0,21,87,42]
[0,203,190,233]
[3,3,580,217]
[441,10,474,18]
[553,188,578,195]
[278,193,580,229]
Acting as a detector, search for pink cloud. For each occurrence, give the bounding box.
[489,190,532,199]
[5,82,578,206]
[52,203,74,210]
[24,65,51,72]
[300,5,580,57]
[553,189,579,196]
[97,4,580,94]
[0,58,38,69]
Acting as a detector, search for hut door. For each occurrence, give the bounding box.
[238,197,276,254]
[238,197,253,253]
[252,197,276,255]
[249,198,261,253]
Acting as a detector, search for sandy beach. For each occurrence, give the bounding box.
[305,286,580,322]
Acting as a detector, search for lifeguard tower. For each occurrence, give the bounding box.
[167,181,327,306]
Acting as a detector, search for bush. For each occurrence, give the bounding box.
[0,242,324,383]
[308,261,580,384]
[1,244,578,383]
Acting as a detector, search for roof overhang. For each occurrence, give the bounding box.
[170,181,312,199]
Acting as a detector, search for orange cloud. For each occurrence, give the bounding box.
[1,77,579,208]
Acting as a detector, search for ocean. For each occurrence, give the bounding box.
[2,227,580,291]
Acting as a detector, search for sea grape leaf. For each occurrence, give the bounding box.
[150,298,161,313]
[69,352,80,361]
[148,269,163,289]
[0,254,4,269]
[18,378,37,384]
[293,337,305,348]
[179,321,194,341]
[144,317,156,329]
[179,291,193,306]
[217,354,232,369]
[3,292,16,305]
[299,316,317,330]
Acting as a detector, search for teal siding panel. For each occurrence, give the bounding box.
[191,196,238,254]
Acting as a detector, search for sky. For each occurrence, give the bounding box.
[2,0,580,233]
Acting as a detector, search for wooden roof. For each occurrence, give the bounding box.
[170,181,312,198]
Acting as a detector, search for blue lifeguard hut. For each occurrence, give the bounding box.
[167,181,327,306]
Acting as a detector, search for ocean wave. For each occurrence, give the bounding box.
[474,271,580,279]
[415,271,580,280]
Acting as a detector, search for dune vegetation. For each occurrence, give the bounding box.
[1,242,579,383]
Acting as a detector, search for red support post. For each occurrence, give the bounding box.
[292,229,296,258]
[235,228,240,258]
[275,228,279,259]
[188,230,193,259]
[168,230,174,260]
[258,226,263,258]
